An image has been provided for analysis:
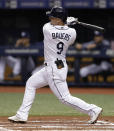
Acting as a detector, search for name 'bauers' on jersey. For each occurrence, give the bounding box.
[52,33,71,41]
[43,22,76,62]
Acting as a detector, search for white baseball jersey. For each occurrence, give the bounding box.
[43,22,76,62]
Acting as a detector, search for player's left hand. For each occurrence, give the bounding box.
[67,17,78,26]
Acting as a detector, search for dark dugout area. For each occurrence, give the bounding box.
[0,9,114,45]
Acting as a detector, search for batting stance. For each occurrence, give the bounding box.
[8,7,102,124]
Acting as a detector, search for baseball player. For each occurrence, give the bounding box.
[76,31,112,79]
[0,31,30,81]
[8,6,102,124]
[16,31,36,82]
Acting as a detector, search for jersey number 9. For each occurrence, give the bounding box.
[57,42,64,54]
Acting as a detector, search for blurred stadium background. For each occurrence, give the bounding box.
[0,0,114,87]
[0,0,114,130]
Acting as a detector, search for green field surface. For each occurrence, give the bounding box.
[0,93,114,116]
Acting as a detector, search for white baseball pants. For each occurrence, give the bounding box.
[17,61,99,120]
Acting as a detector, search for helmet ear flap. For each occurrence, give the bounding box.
[62,10,67,23]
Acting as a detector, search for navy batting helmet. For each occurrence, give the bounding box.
[46,6,67,22]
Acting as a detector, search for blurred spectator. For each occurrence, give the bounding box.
[75,31,112,81]
[15,32,30,48]
[0,31,35,82]
[15,31,36,82]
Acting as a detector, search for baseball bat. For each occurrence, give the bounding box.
[77,21,105,32]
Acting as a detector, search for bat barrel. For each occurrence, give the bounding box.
[77,21,105,32]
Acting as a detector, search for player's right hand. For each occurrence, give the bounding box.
[67,17,78,26]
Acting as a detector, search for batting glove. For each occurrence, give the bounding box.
[67,17,78,26]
